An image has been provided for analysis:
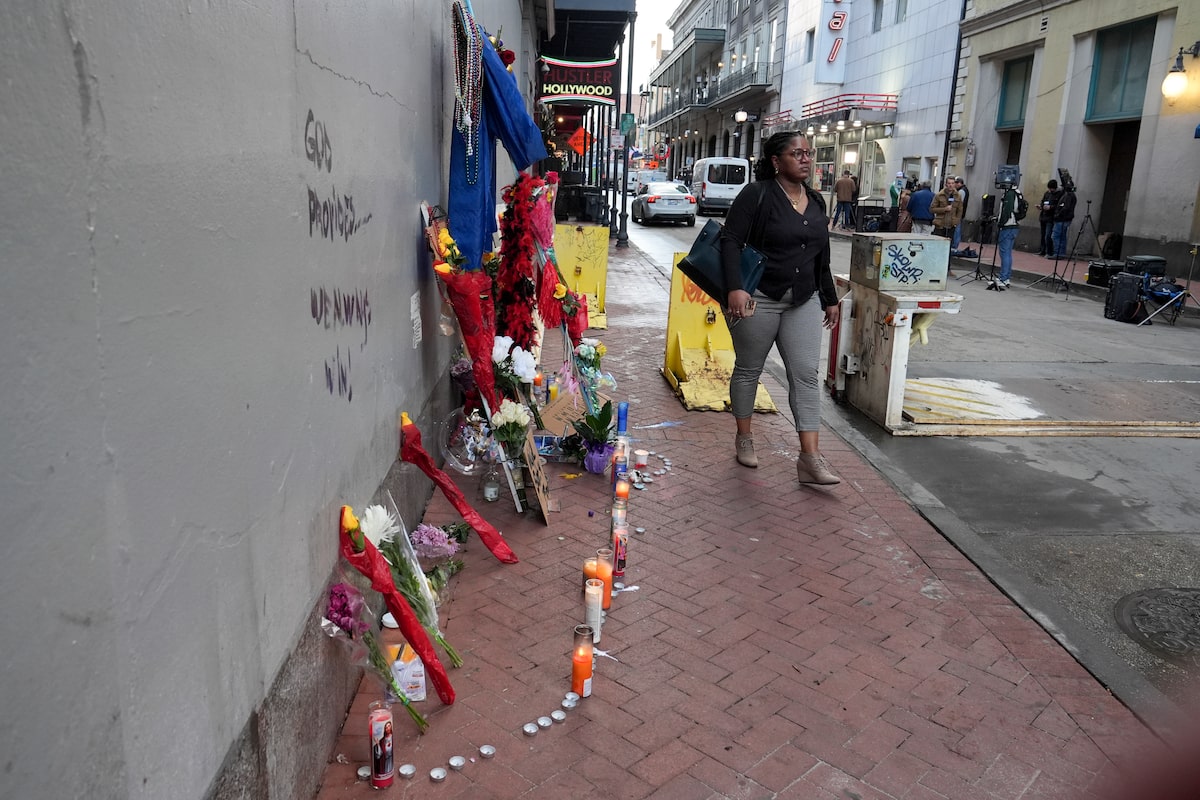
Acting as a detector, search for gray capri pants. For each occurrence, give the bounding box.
[728,290,823,431]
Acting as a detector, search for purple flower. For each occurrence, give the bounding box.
[327,583,369,635]
[410,523,461,561]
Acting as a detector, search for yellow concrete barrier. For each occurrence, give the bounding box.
[661,252,776,413]
[554,223,609,329]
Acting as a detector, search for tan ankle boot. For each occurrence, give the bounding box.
[796,452,840,485]
[735,434,758,468]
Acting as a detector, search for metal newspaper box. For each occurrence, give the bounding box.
[843,283,962,432]
[849,233,950,291]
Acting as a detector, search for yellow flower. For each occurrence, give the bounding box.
[553,283,567,299]
[438,229,453,247]
[482,251,497,264]
[596,343,607,358]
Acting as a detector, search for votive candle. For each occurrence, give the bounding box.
[571,624,594,697]
[634,449,649,468]
[582,556,599,593]
[584,578,603,643]
[595,547,614,609]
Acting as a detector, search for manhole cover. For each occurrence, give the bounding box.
[1114,588,1200,664]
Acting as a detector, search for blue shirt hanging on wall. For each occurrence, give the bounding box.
[448,29,548,271]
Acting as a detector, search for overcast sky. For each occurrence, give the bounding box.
[630,0,676,92]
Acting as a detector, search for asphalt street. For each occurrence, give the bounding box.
[621,210,1200,734]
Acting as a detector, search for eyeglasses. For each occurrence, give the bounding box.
[787,148,815,161]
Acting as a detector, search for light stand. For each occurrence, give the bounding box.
[1057,200,1100,297]
[960,214,996,285]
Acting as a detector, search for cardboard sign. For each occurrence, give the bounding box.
[521,430,555,523]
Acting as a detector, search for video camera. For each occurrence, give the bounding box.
[1057,167,1076,192]
[994,164,1020,190]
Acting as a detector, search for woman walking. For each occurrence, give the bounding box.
[721,131,841,485]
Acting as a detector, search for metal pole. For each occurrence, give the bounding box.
[609,103,620,234]
[616,11,637,248]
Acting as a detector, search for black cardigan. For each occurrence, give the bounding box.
[719,180,837,309]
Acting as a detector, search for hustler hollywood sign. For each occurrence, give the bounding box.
[539,56,619,105]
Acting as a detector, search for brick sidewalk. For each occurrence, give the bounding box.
[316,238,1161,799]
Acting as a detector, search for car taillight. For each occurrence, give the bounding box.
[687,197,696,204]
[646,195,658,203]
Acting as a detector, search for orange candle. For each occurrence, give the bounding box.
[582,557,599,592]
[595,547,614,609]
[570,624,593,697]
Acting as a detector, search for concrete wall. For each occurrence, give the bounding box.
[0,1,531,798]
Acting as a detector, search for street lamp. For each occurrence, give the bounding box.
[734,109,749,125]
[1162,41,1200,105]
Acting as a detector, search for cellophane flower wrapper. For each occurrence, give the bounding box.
[322,580,429,732]
[381,496,464,668]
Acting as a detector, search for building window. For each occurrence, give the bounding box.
[1086,18,1156,122]
[872,0,884,33]
[805,29,815,63]
[895,0,908,24]
[996,57,1032,130]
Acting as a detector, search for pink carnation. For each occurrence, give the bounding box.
[410,523,461,561]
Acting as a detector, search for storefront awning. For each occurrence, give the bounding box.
[536,0,636,61]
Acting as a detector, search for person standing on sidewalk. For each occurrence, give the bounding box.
[831,170,856,230]
[907,181,935,234]
[722,131,841,485]
[931,176,962,239]
[989,184,1023,290]
[951,176,970,252]
[1037,179,1061,256]
[1050,177,1077,258]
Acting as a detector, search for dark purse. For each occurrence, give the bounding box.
[677,185,767,305]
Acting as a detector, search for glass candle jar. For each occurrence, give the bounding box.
[571,624,594,697]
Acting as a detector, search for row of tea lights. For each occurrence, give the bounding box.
[356,691,584,784]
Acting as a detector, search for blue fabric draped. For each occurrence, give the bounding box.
[448,32,548,271]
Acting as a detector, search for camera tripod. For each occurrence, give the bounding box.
[1056,200,1100,297]
[959,215,997,285]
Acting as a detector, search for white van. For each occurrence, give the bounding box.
[691,157,750,215]
[631,169,667,195]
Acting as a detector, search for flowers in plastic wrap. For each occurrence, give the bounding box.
[322,581,429,732]
[572,337,616,392]
[489,398,531,458]
[410,522,467,601]
[363,503,464,669]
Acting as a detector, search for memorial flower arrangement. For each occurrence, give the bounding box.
[489,398,531,459]
[574,338,607,372]
[561,399,616,472]
[361,504,464,669]
[322,581,429,731]
[410,522,467,601]
[492,335,537,397]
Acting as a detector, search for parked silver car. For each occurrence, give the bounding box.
[631,182,697,226]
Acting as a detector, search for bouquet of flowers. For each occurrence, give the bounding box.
[322,581,429,732]
[492,335,537,398]
[362,504,464,669]
[489,398,531,460]
[570,337,616,394]
[574,337,606,372]
[410,522,467,601]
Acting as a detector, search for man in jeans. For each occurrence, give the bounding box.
[907,181,935,235]
[989,184,1022,291]
[831,170,856,230]
[1050,179,1077,259]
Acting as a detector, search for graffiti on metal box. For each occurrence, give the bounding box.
[883,244,924,285]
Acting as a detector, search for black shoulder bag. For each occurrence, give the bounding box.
[676,184,768,305]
